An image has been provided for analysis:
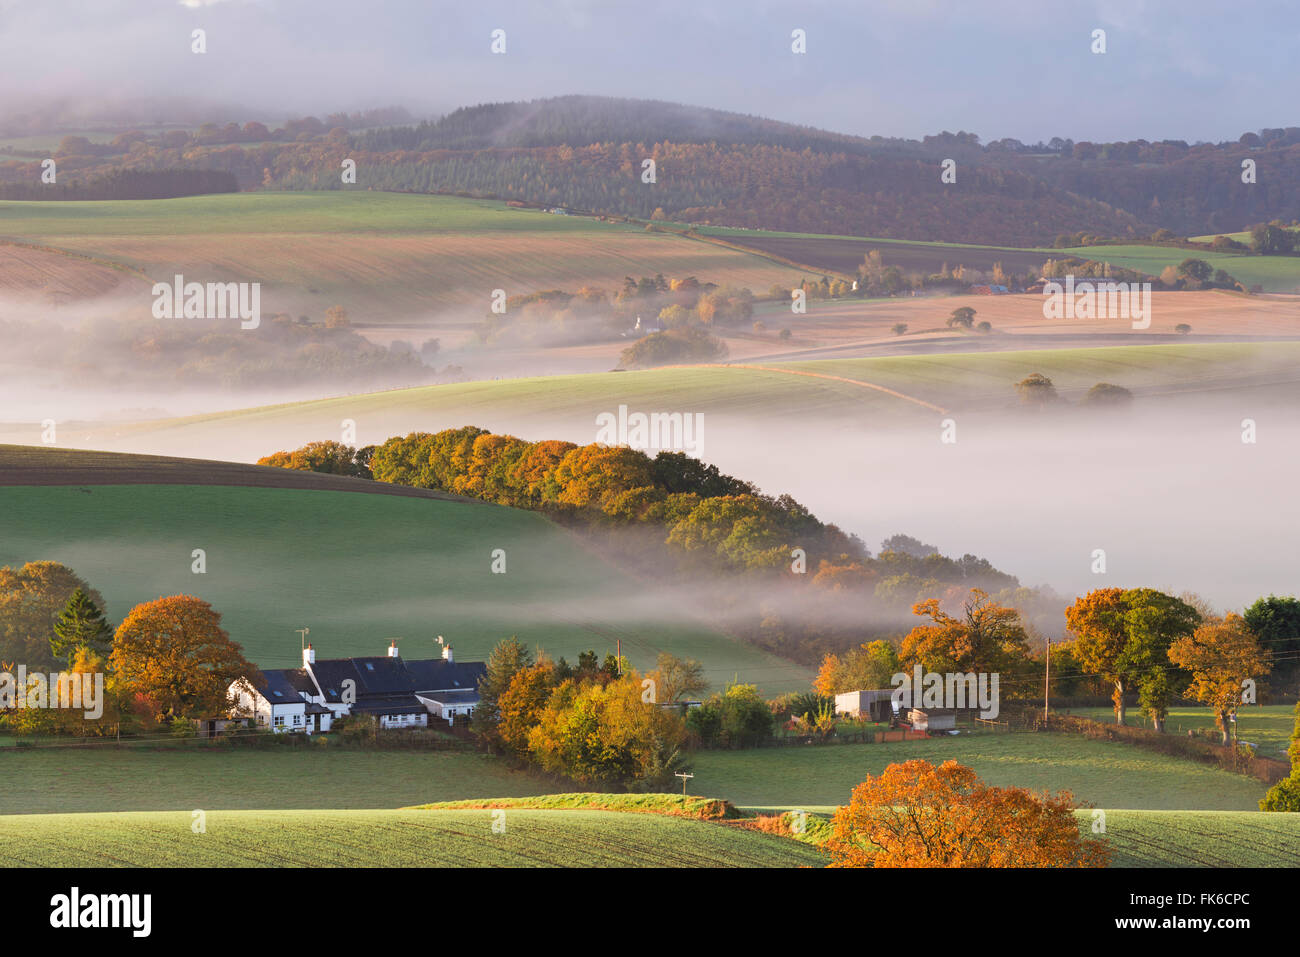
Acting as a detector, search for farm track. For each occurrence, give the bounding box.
[683,363,951,413]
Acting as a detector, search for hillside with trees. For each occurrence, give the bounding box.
[12,96,1300,244]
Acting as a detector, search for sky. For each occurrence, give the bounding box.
[0,0,1295,144]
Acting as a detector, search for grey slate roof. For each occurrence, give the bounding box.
[254,655,486,715]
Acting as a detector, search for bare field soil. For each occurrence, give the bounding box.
[0,444,471,501]
[33,230,807,330]
[0,242,144,298]
[542,289,1300,367]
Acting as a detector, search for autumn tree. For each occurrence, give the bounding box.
[1066,588,1200,729]
[0,562,107,669]
[553,444,656,511]
[257,440,371,478]
[1015,373,1058,408]
[814,640,901,697]
[109,596,260,723]
[825,759,1109,868]
[1168,613,1271,745]
[496,662,557,755]
[647,652,708,704]
[900,589,1031,676]
[526,671,687,788]
[472,635,533,746]
[947,306,976,329]
[5,647,124,737]
[1082,382,1133,407]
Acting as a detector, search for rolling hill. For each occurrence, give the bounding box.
[12,341,1299,463]
[0,446,811,692]
[0,192,808,327]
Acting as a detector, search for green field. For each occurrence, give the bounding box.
[0,807,823,867]
[692,734,1272,812]
[0,483,810,691]
[1094,810,1300,867]
[1061,705,1296,760]
[0,191,626,238]
[2,804,1295,868]
[1,732,1270,816]
[1061,243,1300,293]
[0,748,561,814]
[692,221,1300,293]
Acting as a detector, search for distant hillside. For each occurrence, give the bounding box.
[12,95,1300,243]
[355,95,877,153]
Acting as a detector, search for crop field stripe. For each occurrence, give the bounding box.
[683,363,950,413]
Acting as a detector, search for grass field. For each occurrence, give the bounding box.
[1061,705,1296,760]
[692,734,1272,812]
[2,804,1296,868]
[0,748,562,814]
[1,731,1271,816]
[0,192,807,320]
[1061,243,1300,293]
[0,807,824,867]
[0,481,811,691]
[694,222,1300,293]
[1094,810,1300,868]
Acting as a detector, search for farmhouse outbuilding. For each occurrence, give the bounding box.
[834,689,897,722]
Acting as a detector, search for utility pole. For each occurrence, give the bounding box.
[675,772,694,796]
[616,638,622,677]
[296,627,309,653]
[1043,635,1050,730]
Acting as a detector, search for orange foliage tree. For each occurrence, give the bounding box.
[109,596,260,723]
[900,588,1031,674]
[825,759,1110,868]
[1168,612,1271,745]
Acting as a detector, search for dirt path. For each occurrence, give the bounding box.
[682,363,950,414]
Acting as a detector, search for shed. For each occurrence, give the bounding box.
[835,689,897,722]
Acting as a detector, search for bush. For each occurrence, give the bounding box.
[688,683,774,748]
[619,326,727,369]
[1260,775,1300,811]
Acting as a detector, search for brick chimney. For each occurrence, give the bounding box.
[388,641,399,658]
[442,643,454,664]
[303,644,315,666]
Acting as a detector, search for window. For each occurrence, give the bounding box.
[273,715,284,727]
[293,714,301,725]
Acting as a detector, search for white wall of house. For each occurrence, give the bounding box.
[379,712,427,729]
